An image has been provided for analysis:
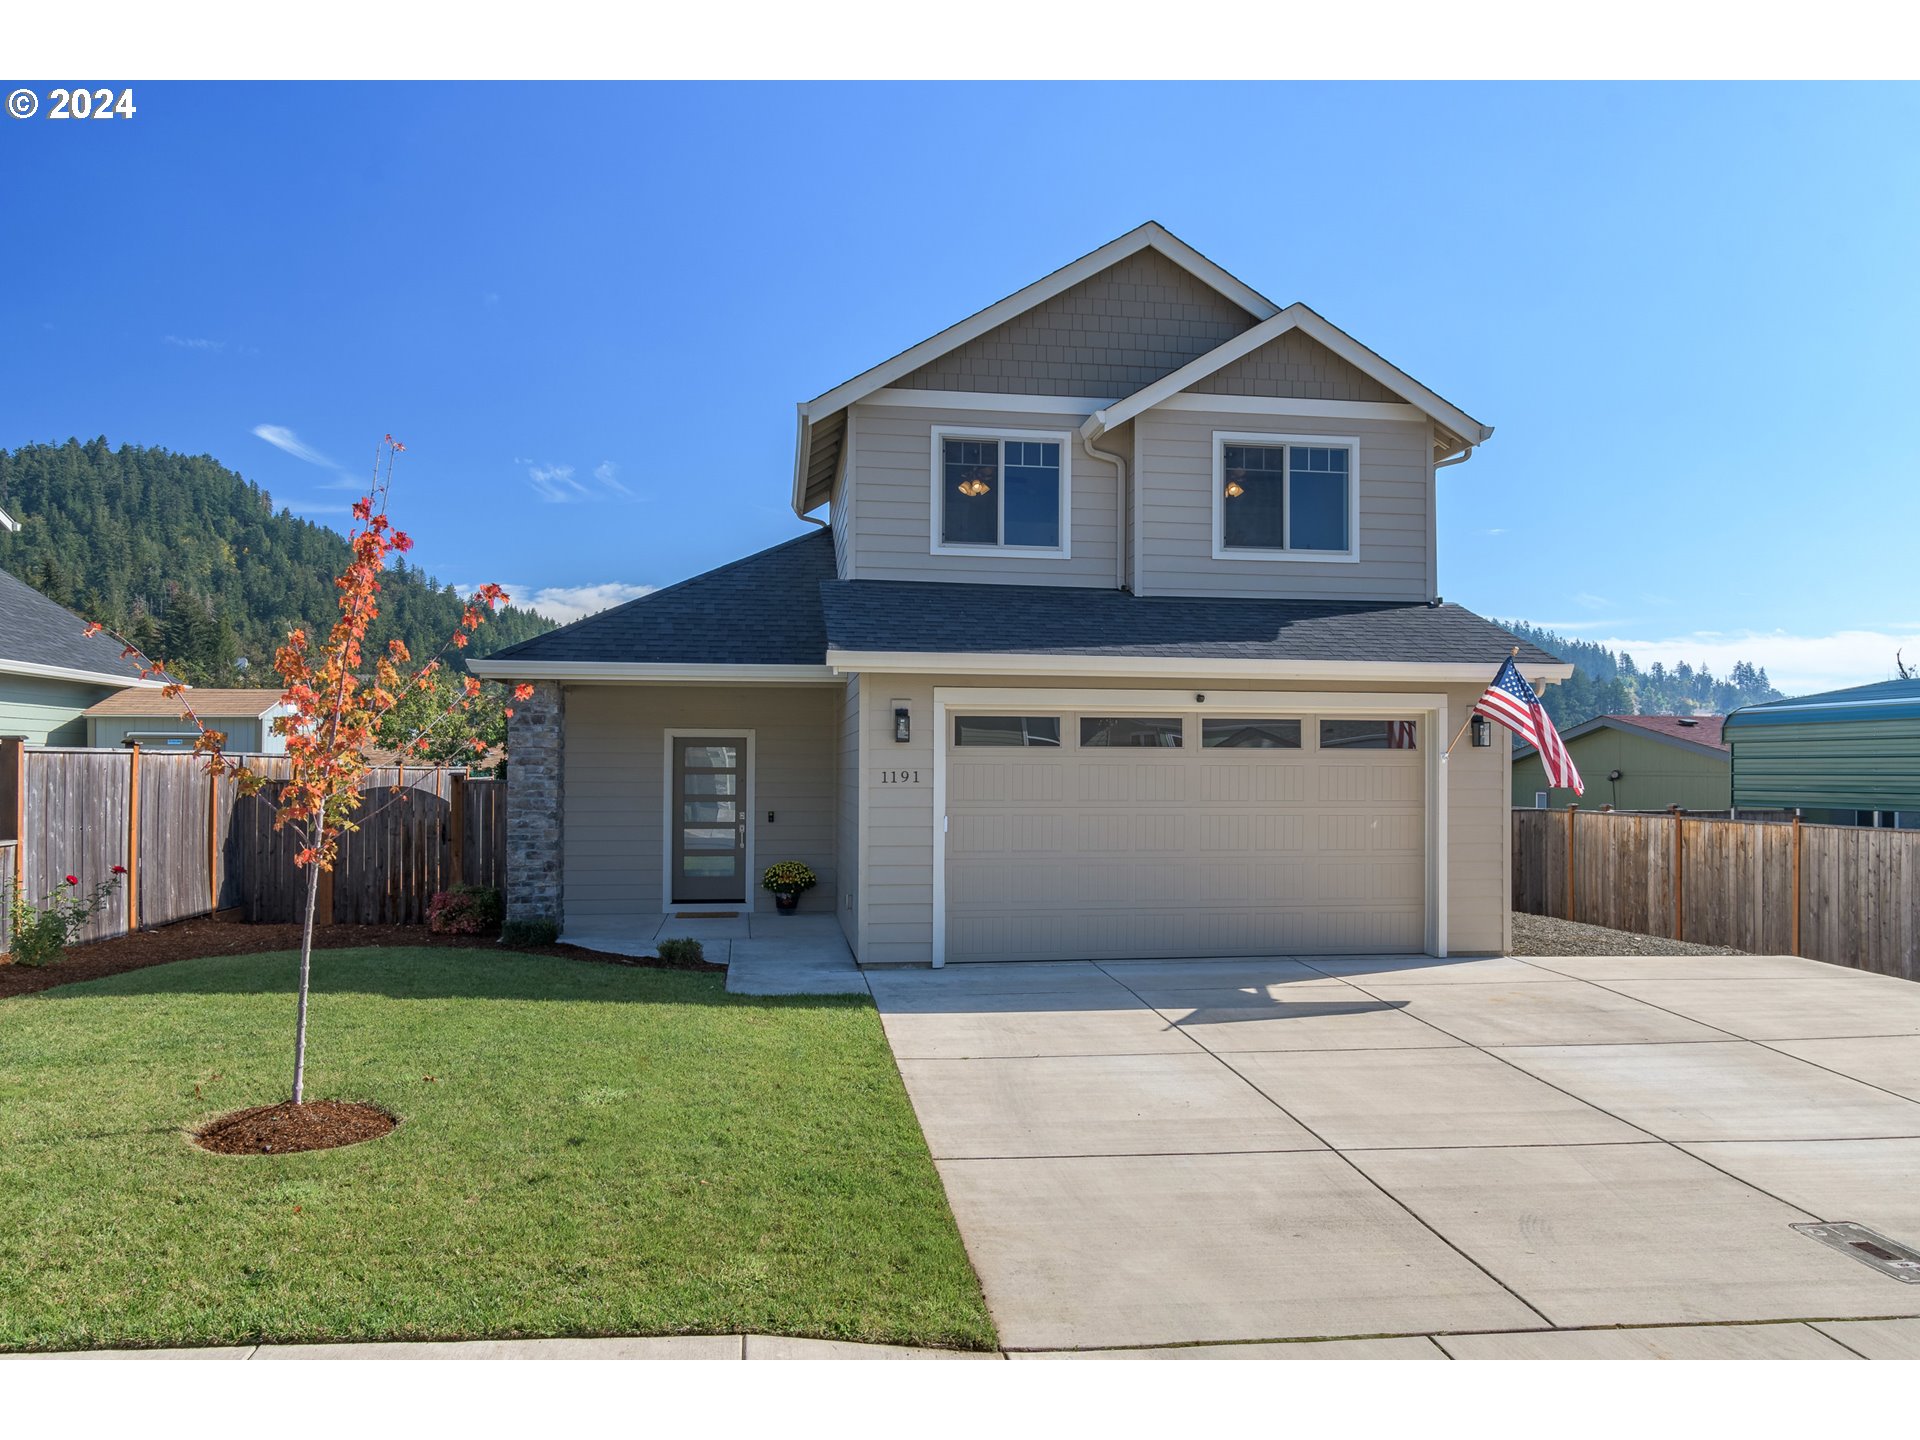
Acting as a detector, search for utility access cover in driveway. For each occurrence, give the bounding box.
[1792,1223,1920,1282]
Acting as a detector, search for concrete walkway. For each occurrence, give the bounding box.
[559,913,867,996]
[872,951,1920,1354]
[12,1318,1920,1359]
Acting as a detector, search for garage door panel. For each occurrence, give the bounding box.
[947,709,1426,963]
[1199,763,1308,804]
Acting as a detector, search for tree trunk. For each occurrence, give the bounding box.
[291,857,322,1104]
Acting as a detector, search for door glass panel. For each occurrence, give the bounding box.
[681,856,738,878]
[682,826,737,850]
[682,800,737,823]
[683,745,737,768]
[683,772,738,795]
[1203,718,1302,749]
[1079,717,1183,748]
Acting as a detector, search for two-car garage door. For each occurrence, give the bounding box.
[944,706,1426,962]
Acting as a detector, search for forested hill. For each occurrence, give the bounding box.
[0,438,554,684]
[1501,620,1784,728]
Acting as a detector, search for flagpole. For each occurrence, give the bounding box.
[1447,646,1522,756]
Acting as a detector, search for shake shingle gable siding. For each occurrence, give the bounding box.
[487,529,836,667]
[0,567,153,680]
[820,579,1559,668]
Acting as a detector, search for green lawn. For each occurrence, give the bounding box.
[0,947,994,1353]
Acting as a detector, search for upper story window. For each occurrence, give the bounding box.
[1212,432,1359,563]
[932,426,1071,557]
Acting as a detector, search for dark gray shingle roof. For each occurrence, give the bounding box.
[821,579,1562,668]
[487,529,835,665]
[0,567,153,681]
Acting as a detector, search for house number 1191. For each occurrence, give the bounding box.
[880,770,922,785]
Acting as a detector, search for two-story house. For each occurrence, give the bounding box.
[475,224,1568,964]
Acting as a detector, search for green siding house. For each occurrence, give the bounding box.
[1724,678,1920,826]
[0,564,158,744]
[1514,713,1730,812]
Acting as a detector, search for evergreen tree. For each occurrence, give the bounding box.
[0,438,555,681]
[1499,620,1784,729]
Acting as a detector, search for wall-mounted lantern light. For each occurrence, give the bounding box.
[893,705,911,743]
[1470,714,1492,748]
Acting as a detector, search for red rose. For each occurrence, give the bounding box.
[65,875,78,886]
[112,864,128,875]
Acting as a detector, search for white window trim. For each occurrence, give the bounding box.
[660,728,756,910]
[929,424,1073,560]
[1211,430,1362,564]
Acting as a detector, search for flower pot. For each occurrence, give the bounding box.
[774,893,800,914]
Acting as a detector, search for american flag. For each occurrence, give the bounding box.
[1475,656,1584,795]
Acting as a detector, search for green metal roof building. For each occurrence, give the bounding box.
[1723,678,1920,824]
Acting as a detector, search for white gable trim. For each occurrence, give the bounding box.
[0,658,168,688]
[792,223,1278,515]
[1082,304,1493,448]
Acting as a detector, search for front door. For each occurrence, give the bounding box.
[671,735,748,903]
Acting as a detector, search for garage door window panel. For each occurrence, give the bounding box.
[1320,719,1419,751]
[1202,718,1302,749]
[1079,717,1184,749]
[954,715,1062,747]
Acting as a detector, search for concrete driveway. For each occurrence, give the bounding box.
[872,952,1920,1358]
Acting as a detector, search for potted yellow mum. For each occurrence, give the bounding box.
[761,860,818,915]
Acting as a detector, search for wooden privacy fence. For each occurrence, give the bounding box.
[1513,806,1920,980]
[1,740,504,953]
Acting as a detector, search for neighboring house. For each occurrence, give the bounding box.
[474,223,1570,964]
[0,566,161,744]
[82,688,293,753]
[1513,714,1730,812]
[1725,678,1920,828]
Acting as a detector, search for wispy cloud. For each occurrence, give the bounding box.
[165,335,227,352]
[482,581,656,624]
[528,464,587,503]
[1578,626,1920,698]
[252,424,338,469]
[1482,527,1507,537]
[1572,591,1614,611]
[525,459,634,504]
[593,461,633,497]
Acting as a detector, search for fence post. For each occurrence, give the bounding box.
[1669,805,1685,941]
[4,737,22,907]
[1565,804,1578,922]
[206,771,218,913]
[126,744,141,931]
[1791,813,1803,956]
[449,772,466,888]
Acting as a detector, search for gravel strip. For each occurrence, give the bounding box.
[1510,911,1744,957]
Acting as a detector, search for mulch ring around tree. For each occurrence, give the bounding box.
[0,917,726,999]
[193,1100,398,1156]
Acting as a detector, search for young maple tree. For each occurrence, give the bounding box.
[89,436,531,1104]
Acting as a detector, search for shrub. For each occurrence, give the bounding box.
[428,885,504,936]
[5,869,125,968]
[656,937,705,965]
[498,917,560,947]
[760,861,818,897]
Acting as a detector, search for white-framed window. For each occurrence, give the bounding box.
[1212,431,1360,562]
[930,425,1072,558]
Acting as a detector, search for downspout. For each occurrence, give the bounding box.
[1080,416,1129,591]
[1435,443,1476,470]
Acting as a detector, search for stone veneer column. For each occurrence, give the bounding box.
[505,680,564,926]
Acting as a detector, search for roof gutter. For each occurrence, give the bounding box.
[0,658,169,688]
[826,649,1575,685]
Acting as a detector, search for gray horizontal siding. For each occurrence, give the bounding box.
[847,402,1119,588]
[564,684,839,920]
[1134,409,1435,601]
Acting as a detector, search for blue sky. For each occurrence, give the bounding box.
[3,81,1916,692]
